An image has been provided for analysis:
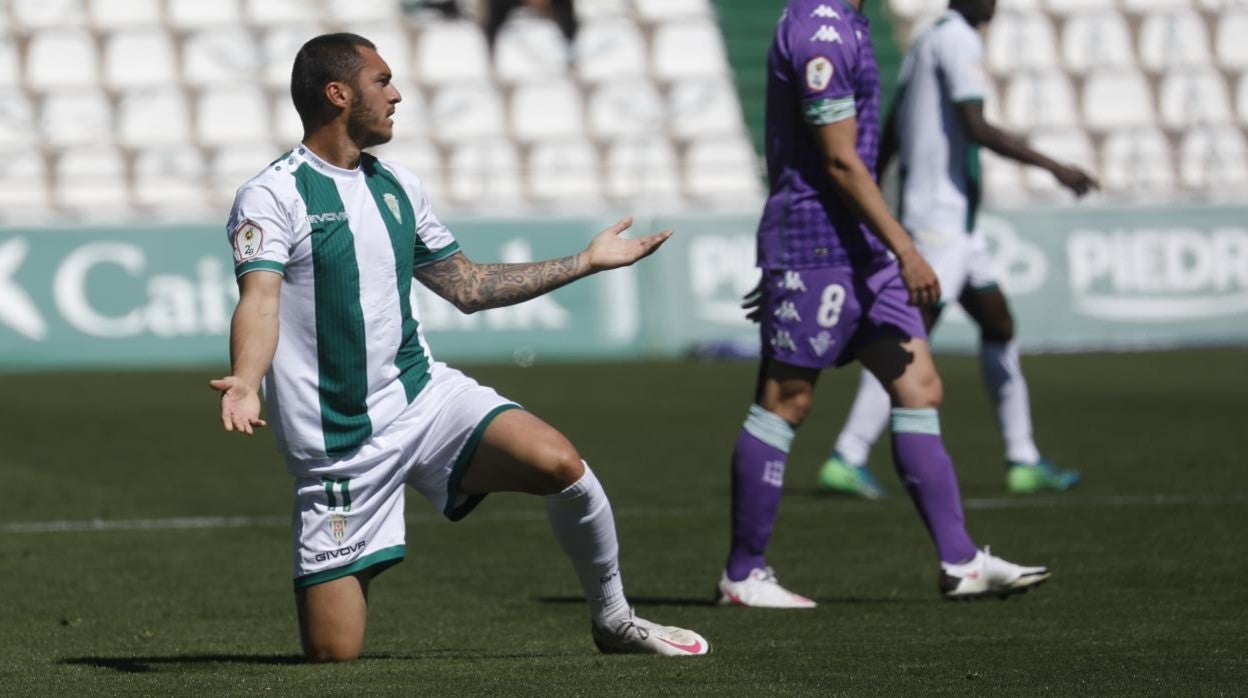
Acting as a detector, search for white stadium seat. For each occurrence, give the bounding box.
[1138,10,1212,72]
[185,27,261,86]
[0,148,51,214]
[354,26,413,77]
[605,137,682,203]
[527,139,602,204]
[635,0,713,22]
[1061,12,1134,75]
[117,88,192,147]
[197,87,272,147]
[493,17,571,85]
[41,91,111,149]
[55,146,130,214]
[1121,0,1190,13]
[210,145,276,203]
[103,30,178,91]
[980,150,1027,206]
[1083,69,1156,131]
[12,0,85,29]
[414,21,491,87]
[574,18,647,84]
[429,85,506,143]
[132,147,210,215]
[0,95,34,150]
[652,20,730,82]
[1024,128,1097,197]
[1179,126,1248,191]
[244,0,307,26]
[668,78,747,140]
[1199,0,1248,10]
[88,0,161,29]
[587,81,664,140]
[574,0,631,20]
[166,0,242,29]
[1159,69,1233,129]
[26,30,99,90]
[272,93,304,146]
[1100,128,1174,195]
[1239,73,1248,126]
[888,0,948,20]
[261,25,326,89]
[983,78,1003,124]
[996,0,1042,11]
[1045,0,1114,15]
[446,140,523,208]
[510,81,584,142]
[323,0,401,23]
[986,12,1058,75]
[1003,70,1079,130]
[683,138,763,203]
[1216,13,1248,71]
[0,39,20,87]
[389,82,428,139]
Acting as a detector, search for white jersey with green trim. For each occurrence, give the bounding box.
[225,145,460,463]
[895,10,989,236]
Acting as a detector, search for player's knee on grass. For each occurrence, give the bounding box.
[303,633,364,663]
[296,574,369,663]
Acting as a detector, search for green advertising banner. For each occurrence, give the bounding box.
[0,206,1245,370]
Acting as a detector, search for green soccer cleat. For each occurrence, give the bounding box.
[817,454,885,500]
[1006,459,1082,494]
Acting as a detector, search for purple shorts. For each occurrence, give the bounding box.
[759,263,927,369]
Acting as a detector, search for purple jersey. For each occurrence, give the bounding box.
[756,0,890,271]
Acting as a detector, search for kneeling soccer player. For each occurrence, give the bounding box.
[211,33,708,660]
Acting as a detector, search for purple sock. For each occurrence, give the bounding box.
[890,408,977,565]
[726,405,794,582]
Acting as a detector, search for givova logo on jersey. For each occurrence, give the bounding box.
[1068,228,1248,321]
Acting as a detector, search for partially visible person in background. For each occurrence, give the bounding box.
[815,0,1097,500]
[485,0,577,48]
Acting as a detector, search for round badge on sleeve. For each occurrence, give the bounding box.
[806,57,834,91]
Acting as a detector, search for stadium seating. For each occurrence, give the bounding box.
[1060,11,1134,75]
[1100,128,1175,194]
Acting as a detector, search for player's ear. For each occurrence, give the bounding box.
[323,81,353,110]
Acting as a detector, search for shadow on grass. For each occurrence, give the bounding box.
[540,593,932,607]
[537,595,718,608]
[62,650,564,674]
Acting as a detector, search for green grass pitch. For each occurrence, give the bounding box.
[1,350,1245,693]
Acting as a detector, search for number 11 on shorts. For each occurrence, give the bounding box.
[322,477,352,511]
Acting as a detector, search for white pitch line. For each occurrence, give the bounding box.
[1,493,1244,535]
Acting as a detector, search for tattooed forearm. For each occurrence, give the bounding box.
[414,251,590,313]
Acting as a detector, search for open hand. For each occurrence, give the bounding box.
[584,216,673,272]
[209,376,266,434]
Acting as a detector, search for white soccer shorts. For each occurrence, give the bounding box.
[289,363,519,588]
[912,226,998,304]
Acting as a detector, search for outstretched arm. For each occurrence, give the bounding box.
[209,271,282,434]
[414,216,671,313]
[957,101,1098,197]
[814,118,940,306]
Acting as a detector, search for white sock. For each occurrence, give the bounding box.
[545,463,629,627]
[832,368,892,467]
[979,341,1041,464]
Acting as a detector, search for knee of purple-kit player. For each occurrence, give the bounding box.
[895,370,943,410]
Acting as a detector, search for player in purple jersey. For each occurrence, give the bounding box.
[716,0,1051,607]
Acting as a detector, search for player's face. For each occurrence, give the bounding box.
[346,47,402,148]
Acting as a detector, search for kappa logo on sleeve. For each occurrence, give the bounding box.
[810,25,844,44]
[233,219,264,260]
[805,57,834,91]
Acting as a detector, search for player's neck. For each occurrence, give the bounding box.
[300,130,364,171]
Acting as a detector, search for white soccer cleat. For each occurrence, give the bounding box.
[716,567,817,609]
[940,546,1051,600]
[592,611,710,657]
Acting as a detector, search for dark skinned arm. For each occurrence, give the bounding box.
[956,100,1098,196]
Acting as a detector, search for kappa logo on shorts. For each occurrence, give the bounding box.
[781,271,807,292]
[805,57,834,92]
[774,300,802,323]
[232,219,263,260]
[771,329,797,352]
[328,513,348,545]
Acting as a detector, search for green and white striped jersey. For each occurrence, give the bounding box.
[226,145,460,461]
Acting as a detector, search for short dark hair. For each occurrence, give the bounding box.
[290,33,377,128]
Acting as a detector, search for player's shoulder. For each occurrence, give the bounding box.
[932,11,983,48]
[233,149,303,204]
[367,153,433,203]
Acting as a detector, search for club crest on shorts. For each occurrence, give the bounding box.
[806,57,834,91]
[328,514,348,545]
[233,220,263,260]
[383,193,402,223]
